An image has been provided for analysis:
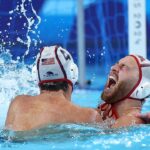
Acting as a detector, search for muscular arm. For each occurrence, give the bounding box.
[67,103,103,124]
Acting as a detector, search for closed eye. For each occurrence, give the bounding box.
[119,64,128,69]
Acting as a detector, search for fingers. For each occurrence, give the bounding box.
[135,112,150,124]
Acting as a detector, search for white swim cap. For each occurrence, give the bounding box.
[36,45,78,86]
[128,55,150,100]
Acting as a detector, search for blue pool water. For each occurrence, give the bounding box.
[1,52,150,150]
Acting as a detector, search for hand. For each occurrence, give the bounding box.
[136,112,150,124]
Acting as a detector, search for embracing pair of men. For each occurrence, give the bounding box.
[5,46,150,131]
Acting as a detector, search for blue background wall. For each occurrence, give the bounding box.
[0,0,150,85]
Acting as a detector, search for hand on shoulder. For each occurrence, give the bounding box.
[135,112,150,124]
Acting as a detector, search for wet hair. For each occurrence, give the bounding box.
[39,81,69,92]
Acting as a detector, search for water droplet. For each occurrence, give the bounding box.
[7,23,11,26]
[9,10,14,14]
[103,46,106,50]
[17,56,20,60]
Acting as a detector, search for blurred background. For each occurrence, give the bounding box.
[0,0,150,89]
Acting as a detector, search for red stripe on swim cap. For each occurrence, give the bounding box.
[37,47,44,82]
[54,46,67,79]
[127,55,142,98]
[39,79,73,87]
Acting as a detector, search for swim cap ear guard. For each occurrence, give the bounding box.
[129,55,150,100]
[65,61,78,85]
[34,45,78,87]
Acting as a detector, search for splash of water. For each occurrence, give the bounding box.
[9,0,41,59]
[0,46,39,127]
[0,48,39,101]
[0,0,41,103]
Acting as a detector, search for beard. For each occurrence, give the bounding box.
[101,79,136,104]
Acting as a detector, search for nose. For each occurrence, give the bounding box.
[111,64,119,72]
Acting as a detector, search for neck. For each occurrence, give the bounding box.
[111,98,143,117]
[40,87,72,101]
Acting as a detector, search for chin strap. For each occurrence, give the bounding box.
[98,97,145,121]
[97,103,119,121]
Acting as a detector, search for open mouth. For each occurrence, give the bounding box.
[107,76,117,89]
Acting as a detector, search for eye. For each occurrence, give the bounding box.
[121,64,126,67]
[120,64,127,69]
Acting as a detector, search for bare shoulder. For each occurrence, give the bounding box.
[12,95,29,102]
[5,95,31,127]
[112,115,144,128]
[7,95,35,120]
[10,95,32,108]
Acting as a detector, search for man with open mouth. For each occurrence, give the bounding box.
[97,55,150,128]
[4,52,150,131]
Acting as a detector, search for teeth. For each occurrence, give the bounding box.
[109,76,117,82]
[106,75,117,89]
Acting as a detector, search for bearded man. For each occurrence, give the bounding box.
[97,55,150,128]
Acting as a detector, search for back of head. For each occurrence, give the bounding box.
[35,45,78,91]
